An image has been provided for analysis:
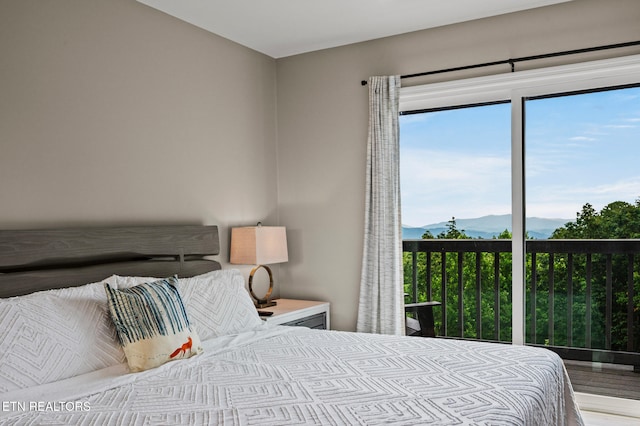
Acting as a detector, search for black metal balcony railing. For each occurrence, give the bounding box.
[403,239,640,370]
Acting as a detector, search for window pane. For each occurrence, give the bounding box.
[400,103,512,341]
[524,86,640,400]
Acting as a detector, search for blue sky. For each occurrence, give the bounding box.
[399,86,640,227]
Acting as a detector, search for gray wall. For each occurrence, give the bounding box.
[276,0,640,331]
[0,0,278,268]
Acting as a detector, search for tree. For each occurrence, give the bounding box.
[437,217,470,239]
[552,200,640,239]
[549,199,640,351]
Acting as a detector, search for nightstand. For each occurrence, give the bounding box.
[259,299,330,330]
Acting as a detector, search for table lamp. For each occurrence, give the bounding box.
[230,224,288,308]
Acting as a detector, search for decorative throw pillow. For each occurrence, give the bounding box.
[115,270,264,341]
[104,277,202,372]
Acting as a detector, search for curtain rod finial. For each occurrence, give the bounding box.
[361,80,368,86]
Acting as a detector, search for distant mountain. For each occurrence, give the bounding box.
[403,214,571,239]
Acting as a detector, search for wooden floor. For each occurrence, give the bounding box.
[564,360,640,401]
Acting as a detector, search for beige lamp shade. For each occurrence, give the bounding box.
[230,226,288,265]
[230,225,288,308]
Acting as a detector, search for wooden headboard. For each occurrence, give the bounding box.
[0,225,221,298]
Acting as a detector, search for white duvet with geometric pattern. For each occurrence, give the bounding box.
[0,326,584,425]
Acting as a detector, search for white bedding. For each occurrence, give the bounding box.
[1,325,583,425]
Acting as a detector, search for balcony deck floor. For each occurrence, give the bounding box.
[564,360,640,401]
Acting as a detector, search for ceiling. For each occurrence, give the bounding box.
[136,0,573,59]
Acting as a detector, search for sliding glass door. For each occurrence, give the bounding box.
[399,54,640,402]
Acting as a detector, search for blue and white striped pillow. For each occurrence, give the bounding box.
[104,276,202,372]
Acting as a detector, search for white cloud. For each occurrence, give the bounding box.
[403,143,640,226]
[527,177,640,218]
[569,136,597,141]
[604,124,636,129]
[401,148,511,226]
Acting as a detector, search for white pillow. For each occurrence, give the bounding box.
[115,269,263,341]
[0,276,125,393]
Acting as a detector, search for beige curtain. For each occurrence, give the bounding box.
[356,75,404,335]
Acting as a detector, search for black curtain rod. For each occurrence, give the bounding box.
[360,40,640,86]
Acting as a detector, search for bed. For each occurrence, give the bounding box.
[0,226,584,425]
